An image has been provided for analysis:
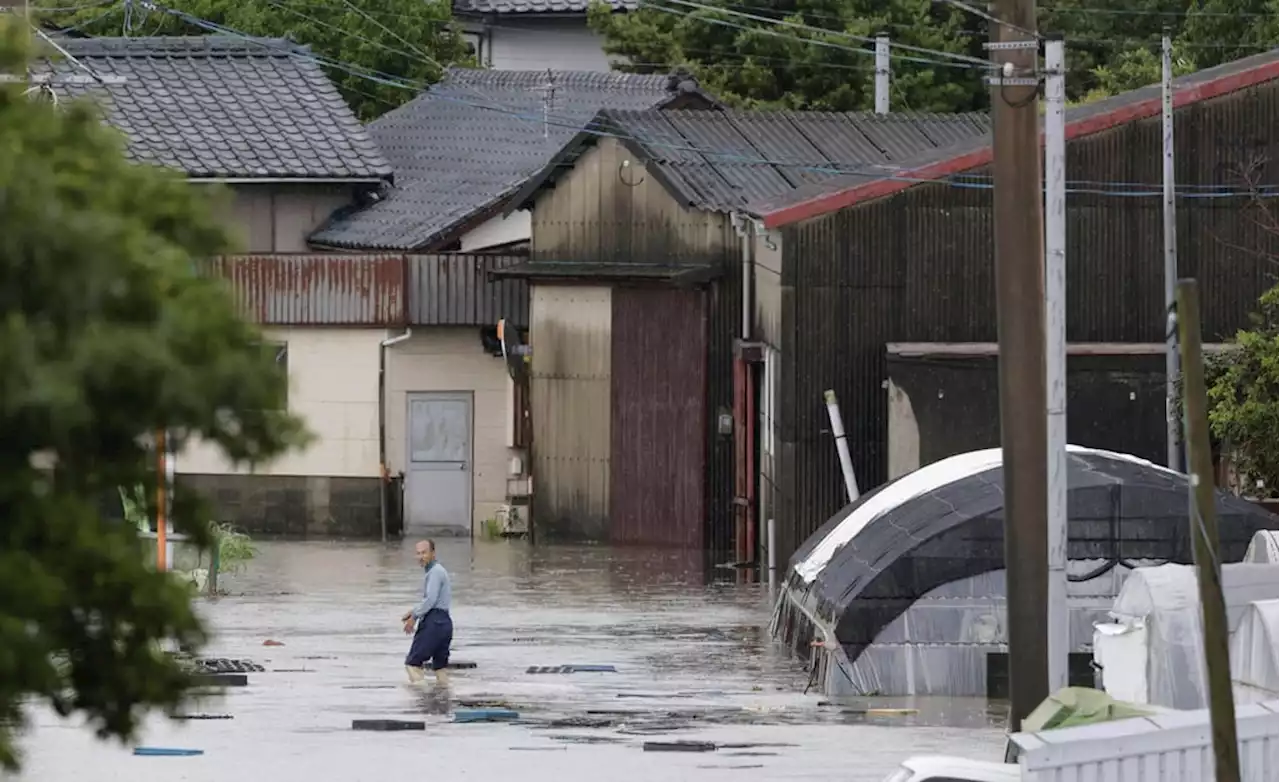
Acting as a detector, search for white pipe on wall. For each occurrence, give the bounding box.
[824,390,860,504]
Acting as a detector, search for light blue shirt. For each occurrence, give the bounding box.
[411,562,451,618]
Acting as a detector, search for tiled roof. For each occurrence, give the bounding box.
[514,108,992,214]
[453,0,634,14]
[30,36,392,181]
[310,67,710,251]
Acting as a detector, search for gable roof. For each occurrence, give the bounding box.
[309,67,712,251]
[510,108,992,214]
[453,0,634,14]
[758,49,1280,229]
[30,36,392,182]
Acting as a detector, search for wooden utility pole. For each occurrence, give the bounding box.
[1175,279,1240,782]
[986,0,1048,730]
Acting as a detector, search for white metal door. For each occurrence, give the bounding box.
[406,392,472,536]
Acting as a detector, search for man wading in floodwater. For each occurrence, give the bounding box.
[401,539,453,686]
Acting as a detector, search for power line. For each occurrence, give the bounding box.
[73,3,1280,202]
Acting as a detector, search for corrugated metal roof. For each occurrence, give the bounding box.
[759,49,1280,227]
[310,68,710,251]
[536,108,992,213]
[31,37,391,181]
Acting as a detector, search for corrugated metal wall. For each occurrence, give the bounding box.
[774,82,1278,564]
[408,253,529,327]
[208,254,405,326]
[610,288,709,548]
[886,352,1173,478]
[529,137,741,558]
[528,285,612,541]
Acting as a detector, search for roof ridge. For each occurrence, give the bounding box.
[56,35,305,58]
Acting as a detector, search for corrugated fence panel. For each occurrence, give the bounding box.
[409,253,530,327]
[529,285,613,541]
[208,254,405,326]
[610,287,708,548]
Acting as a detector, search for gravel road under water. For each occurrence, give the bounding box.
[15,539,1008,781]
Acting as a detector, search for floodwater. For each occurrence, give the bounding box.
[15,540,1008,781]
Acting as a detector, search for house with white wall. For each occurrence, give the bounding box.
[452,0,631,72]
[38,35,399,537]
[305,68,713,537]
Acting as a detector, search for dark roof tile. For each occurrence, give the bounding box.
[453,0,634,15]
[311,66,708,250]
[30,36,392,181]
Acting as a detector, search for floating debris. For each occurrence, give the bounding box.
[447,661,478,670]
[643,741,717,753]
[271,668,314,673]
[454,709,520,724]
[526,664,617,674]
[342,684,398,690]
[351,719,425,731]
[134,747,204,757]
[194,673,248,688]
[170,714,233,721]
[262,640,285,647]
[191,658,264,674]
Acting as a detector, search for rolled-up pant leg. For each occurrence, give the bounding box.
[405,610,452,670]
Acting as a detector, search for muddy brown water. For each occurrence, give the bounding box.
[16,540,1007,781]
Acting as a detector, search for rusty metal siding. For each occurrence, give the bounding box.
[610,288,708,547]
[207,254,405,326]
[408,253,529,327]
[528,285,612,541]
[773,82,1278,565]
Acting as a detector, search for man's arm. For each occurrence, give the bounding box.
[410,570,442,619]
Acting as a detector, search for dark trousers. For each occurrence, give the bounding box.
[405,609,452,670]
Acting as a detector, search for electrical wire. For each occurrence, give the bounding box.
[648,0,996,68]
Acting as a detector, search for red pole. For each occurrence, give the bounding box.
[745,362,756,577]
[732,356,747,565]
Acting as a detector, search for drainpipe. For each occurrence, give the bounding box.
[731,212,758,576]
[379,327,412,543]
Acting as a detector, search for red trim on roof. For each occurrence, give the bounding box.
[761,57,1279,230]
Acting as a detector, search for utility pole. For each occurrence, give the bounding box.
[874,33,890,115]
[1042,35,1069,695]
[1175,279,1240,782]
[1161,33,1182,472]
[985,0,1049,730]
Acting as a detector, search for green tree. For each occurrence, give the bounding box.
[37,0,471,119]
[1207,285,1279,497]
[588,0,988,112]
[0,24,307,769]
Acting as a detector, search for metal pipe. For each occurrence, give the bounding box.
[1161,33,1182,472]
[874,34,891,115]
[823,390,859,504]
[767,517,777,592]
[379,327,413,543]
[155,429,167,571]
[1043,36,1069,694]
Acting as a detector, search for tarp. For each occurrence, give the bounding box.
[1023,687,1154,733]
[1231,598,1280,704]
[1098,562,1280,709]
[780,446,1276,674]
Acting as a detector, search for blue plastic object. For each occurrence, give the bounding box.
[453,708,519,723]
[133,747,204,757]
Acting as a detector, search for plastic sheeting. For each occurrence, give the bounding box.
[1232,598,1279,704]
[775,446,1277,697]
[1244,529,1280,564]
[1098,562,1279,709]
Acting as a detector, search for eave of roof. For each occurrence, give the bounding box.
[760,51,1280,230]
